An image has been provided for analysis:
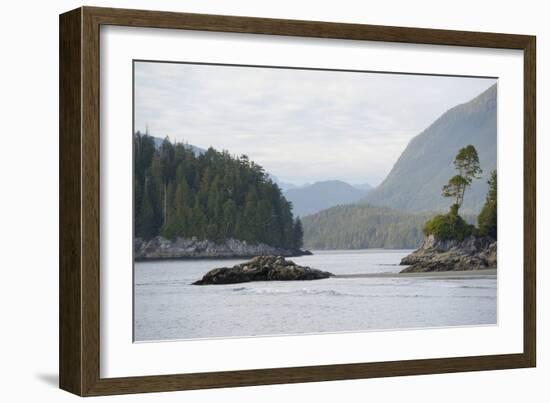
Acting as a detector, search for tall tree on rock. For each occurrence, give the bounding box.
[442,145,482,214]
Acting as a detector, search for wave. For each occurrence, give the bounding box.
[228,287,495,300]
[135,280,191,287]
[230,287,362,298]
[433,283,495,290]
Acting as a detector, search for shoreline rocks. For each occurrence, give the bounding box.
[134,236,312,260]
[193,255,333,285]
[400,234,496,273]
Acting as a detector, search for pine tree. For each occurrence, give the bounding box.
[478,170,497,239]
[424,145,482,240]
[160,182,177,239]
[221,199,237,238]
[133,133,301,249]
[442,145,482,214]
[293,217,304,249]
[138,176,157,239]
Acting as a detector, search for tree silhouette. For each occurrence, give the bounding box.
[442,145,482,213]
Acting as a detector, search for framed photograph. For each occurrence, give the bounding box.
[59,6,536,396]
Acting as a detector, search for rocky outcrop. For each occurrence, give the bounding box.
[134,237,312,260]
[193,256,332,285]
[400,234,496,273]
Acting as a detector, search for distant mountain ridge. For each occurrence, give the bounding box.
[268,174,298,192]
[283,180,371,217]
[353,183,373,191]
[150,135,206,156]
[301,203,477,250]
[364,84,497,214]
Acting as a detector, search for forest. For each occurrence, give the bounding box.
[133,132,303,250]
[422,144,497,241]
[301,205,454,249]
[302,145,495,250]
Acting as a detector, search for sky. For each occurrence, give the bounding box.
[134,61,496,187]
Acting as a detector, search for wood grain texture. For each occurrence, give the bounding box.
[59,6,537,396]
[80,6,102,396]
[59,7,82,396]
[86,6,532,49]
[523,38,536,367]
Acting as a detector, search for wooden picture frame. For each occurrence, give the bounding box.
[59,6,536,396]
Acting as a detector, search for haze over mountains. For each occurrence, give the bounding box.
[268,175,298,192]
[149,136,373,218]
[364,84,497,214]
[283,180,371,217]
[299,84,497,249]
[143,83,496,250]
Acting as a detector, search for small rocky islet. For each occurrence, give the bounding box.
[192,234,497,285]
[400,234,497,273]
[193,255,333,285]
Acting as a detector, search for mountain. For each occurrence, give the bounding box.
[284,180,371,217]
[302,204,477,250]
[354,183,373,191]
[268,174,298,192]
[302,204,430,249]
[364,84,497,214]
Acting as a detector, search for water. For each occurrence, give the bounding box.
[134,250,497,342]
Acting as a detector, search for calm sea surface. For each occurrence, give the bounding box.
[134,250,497,341]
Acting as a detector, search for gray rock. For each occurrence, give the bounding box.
[134,236,312,260]
[400,234,497,273]
[193,256,332,285]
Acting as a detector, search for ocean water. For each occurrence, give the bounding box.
[134,250,497,342]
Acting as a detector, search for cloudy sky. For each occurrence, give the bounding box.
[134,61,496,187]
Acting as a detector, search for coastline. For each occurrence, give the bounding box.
[134,252,311,262]
[134,236,311,261]
[399,235,497,273]
[335,268,496,279]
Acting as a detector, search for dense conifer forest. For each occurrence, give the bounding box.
[301,205,431,249]
[301,204,478,250]
[133,133,303,250]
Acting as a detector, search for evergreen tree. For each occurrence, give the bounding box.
[160,182,177,239]
[133,133,300,249]
[138,177,158,239]
[221,199,237,238]
[293,217,304,249]
[442,145,482,213]
[477,170,497,239]
[424,145,484,240]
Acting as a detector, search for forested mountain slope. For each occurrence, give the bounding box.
[364,84,497,214]
[303,204,430,249]
[302,204,477,250]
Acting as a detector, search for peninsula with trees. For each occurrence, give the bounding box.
[300,84,497,251]
[400,145,497,273]
[133,133,308,259]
